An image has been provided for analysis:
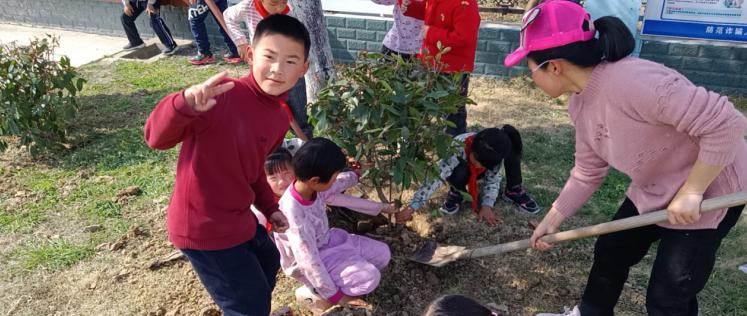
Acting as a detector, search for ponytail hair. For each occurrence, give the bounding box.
[527,16,635,69]
[595,16,636,62]
[501,124,522,156]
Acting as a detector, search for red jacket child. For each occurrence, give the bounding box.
[401,0,480,73]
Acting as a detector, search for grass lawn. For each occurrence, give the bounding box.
[0,56,745,315]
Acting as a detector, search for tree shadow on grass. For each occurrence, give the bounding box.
[34,89,177,172]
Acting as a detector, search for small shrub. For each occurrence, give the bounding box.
[0,35,85,156]
[310,51,474,204]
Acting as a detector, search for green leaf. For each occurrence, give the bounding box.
[401,126,410,139]
[75,78,85,91]
[316,114,328,131]
[459,190,473,202]
[426,90,449,99]
[435,134,451,158]
[379,80,393,92]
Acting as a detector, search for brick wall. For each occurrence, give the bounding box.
[639,39,747,95]
[2,0,745,95]
[325,15,529,77]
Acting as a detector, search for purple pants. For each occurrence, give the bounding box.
[313,228,391,296]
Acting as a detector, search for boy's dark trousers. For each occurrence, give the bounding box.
[287,77,313,139]
[445,73,470,136]
[121,0,176,48]
[444,148,523,206]
[188,0,238,56]
[181,226,280,316]
[578,198,744,316]
[381,45,415,60]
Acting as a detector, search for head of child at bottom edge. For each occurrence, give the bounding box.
[249,14,310,96]
[424,294,497,316]
[265,147,295,197]
[469,125,523,170]
[292,137,347,193]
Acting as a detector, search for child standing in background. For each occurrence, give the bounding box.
[120,0,178,55]
[188,0,241,64]
[400,0,480,136]
[371,0,423,59]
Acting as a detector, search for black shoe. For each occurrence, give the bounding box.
[439,192,462,215]
[123,42,145,51]
[502,185,540,214]
[161,44,178,56]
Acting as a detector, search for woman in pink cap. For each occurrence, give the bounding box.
[502,1,747,315]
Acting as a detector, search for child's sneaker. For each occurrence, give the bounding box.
[502,185,540,214]
[189,52,215,65]
[439,200,461,215]
[222,53,242,64]
[161,44,179,56]
[295,286,331,315]
[123,42,145,51]
[536,305,580,316]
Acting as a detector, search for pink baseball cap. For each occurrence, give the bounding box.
[504,0,596,67]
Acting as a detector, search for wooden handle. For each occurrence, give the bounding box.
[466,191,747,259]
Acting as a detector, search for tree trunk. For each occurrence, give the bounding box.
[288,0,335,103]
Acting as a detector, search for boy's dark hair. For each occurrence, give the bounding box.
[527,16,634,69]
[265,147,293,175]
[292,138,346,183]
[424,294,493,316]
[253,14,311,59]
[471,125,523,170]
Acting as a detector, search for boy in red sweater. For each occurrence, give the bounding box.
[143,14,310,316]
[401,0,480,136]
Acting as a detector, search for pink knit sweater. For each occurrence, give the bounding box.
[552,57,747,230]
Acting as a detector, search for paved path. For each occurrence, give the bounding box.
[0,24,126,66]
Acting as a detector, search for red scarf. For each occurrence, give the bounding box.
[278,100,295,122]
[255,1,290,18]
[464,135,486,212]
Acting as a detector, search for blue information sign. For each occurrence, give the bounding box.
[642,0,747,42]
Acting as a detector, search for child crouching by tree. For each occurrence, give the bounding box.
[274,138,408,314]
[399,125,540,225]
[255,139,387,234]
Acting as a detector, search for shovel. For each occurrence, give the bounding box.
[410,191,747,267]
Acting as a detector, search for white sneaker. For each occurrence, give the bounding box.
[295,286,331,315]
[536,305,580,316]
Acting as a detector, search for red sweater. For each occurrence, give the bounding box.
[403,0,480,73]
[144,73,289,250]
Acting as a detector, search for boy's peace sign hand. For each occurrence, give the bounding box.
[184,71,235,112]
